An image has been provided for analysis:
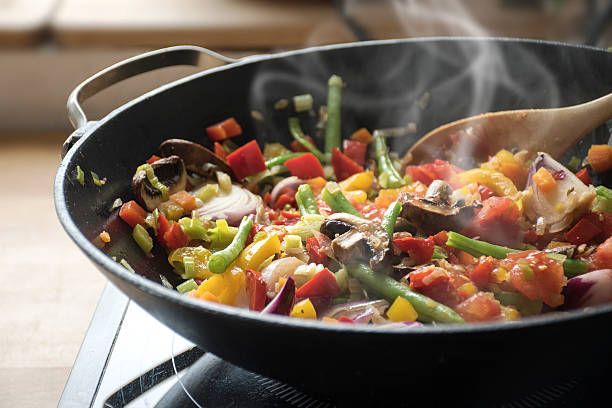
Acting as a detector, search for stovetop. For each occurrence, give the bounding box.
[58,283,609,408]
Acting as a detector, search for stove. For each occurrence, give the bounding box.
[58,283,608,408]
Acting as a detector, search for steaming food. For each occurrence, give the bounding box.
[112,75,612,325]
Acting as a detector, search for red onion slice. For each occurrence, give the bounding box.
[323,299,390,321]
[261,276,295,315]
[564,269,612,309]
[270,176,306,203]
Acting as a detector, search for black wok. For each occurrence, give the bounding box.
[55,38,612,403]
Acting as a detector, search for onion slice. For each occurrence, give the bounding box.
[270,176,306,203]
[261,276,295,315]
[194,183,262,226]
[524,153,595,233]
[323,299,389,322]
[564,269,612,309]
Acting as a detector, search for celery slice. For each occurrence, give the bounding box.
[132,224,153,254]
[76,165,85,186]
[177,279,198,294]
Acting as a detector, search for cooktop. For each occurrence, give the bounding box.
[58,283,608,408]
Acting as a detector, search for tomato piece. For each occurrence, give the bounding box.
[284,153,325,179]
[331,147,364,181]
[503,251,566,307]
[405,165,437,186]
[119,200,147,228]
[478,184,496,200]
[475,196,519,247]
[246,269,267,311]
[405,160,462,187]
[206,117,242,142]
[306,237,328,265]
[295,268,339,299]
[273,192,296,210]
[225,140,267,180]
[156,212,170,247]
[564,217,602,245]
[584,212,612,241]
[469,256,495,288]
[393,237,434,264]
[342,139,367,166]
[214,142,227,161]
[593,236,612,269]
[575,168,591,185]
[163,222,188,250]
[146,155,161,164]
[170,191,196,213]
[454,293,501,322]
[409,266,459,307]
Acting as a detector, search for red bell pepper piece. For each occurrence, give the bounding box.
[146,155,161,164]
[273,192,296,210]
[575,168,591,185]
[156,212,170,247]
[585,212,612,241]
[405,160,461,187]
[295,268,339,299]
[564,217,602,245]
[338,316,355,323]
[342,139,367,166]
[163,222,188,250]
[119,200,147,228]
[283,153,325,179]
[214,142,227,161]
[246,269,267,311]
[306,237,328,264]
[206,117,242,142]
[225,140,267,180]
[331,147,363,181]
[470,256,495,288]
[405,165,437,186]
[393,236,434,264]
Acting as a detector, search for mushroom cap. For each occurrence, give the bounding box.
[159,139,236,180]
[131,155,187,211]
[320,213,392,271]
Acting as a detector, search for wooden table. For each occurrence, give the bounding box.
[0,134,107,407]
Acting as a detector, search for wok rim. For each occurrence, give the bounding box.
[55,36,612,338]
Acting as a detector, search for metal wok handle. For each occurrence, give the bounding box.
[62,46,239,158]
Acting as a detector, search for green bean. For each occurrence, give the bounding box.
[446,231,590,278]
[325,74,343,154]
[265,152,305,169]
[288,117,326,163]
[346,263,465,324]
[373,131,406,189]
[207,216,253,274]
[321,182,362,217]
[295,184,320,215]
[381,200,402,237]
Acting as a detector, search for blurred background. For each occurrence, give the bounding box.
[1,0,611,407]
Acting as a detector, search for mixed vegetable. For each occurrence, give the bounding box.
[107,75,612,326]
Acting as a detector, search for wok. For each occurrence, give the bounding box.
[55,38,612,403]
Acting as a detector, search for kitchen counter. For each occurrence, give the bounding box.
[0,134,106,408]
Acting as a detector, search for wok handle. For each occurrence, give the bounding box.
[62,46,239,158]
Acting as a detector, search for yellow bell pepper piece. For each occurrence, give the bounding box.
[343,190,368,204]
[236,233,281,271]
[374,181,428,208]
[456,168,518,197]
[481,149,529,188]
[386,296,418,322]
[290,299,317,319]
[168,246,213,280]
[339,170,374,191]
[197,265,245,305]
[306,177,327,196]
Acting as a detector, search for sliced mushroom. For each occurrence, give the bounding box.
[132,155,187,211]
[159,139,236,180]
[320,213,391,271]
[399,180,481,236]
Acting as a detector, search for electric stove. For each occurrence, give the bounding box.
[58,283,609,408]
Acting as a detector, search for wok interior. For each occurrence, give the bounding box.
[57,39,612,396]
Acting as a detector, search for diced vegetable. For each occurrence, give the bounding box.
[206,117,242,142]
[576,168,591,185]
[265,152,305,169]
[338,170,374,191]
[177,279,198,294]
[587,144,612,173]
[331,147,363,181]
[469,256,495,287]
[261,276,296,315]
[295,268,339,298]
[207,216,253,274]
[226,141,267,180]
[381,201,402,237]
[214,142,227,161]
[246,269,267,311]
[373,131,406,189]
[457,168,517,197]
[236,233,281,271]
[146,155,161,164]
[532,167,556,193]
[295,184,320,216]
[170,191,196,213]
[132,224,153,254]
[564,269,612,309]
[564,217,602,245]
[119,200,147,228]
[393,236,434,264]
[164,222,189,250]
[293,94,313,112]
[386,296,418,322]
[284,153,325,179]
[342,139,367,166]
[592,185,612,213]
[290,299,317,319]
[321,182,362,217]
[350,127,373,144]
[76,165,85,185]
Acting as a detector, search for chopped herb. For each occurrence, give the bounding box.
[91,171,106,186]
[76,165,85,186]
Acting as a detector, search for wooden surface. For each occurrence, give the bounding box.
[0,0,58,46]
[0,134,106,408]
[51,0,356,48]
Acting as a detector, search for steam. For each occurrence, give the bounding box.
[248,0,561,163]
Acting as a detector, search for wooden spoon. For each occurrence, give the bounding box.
[408,91,612,164]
